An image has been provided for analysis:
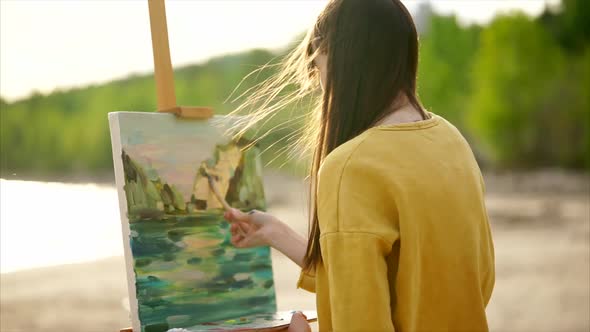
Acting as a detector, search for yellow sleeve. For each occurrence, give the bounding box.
[315,133,399,330]
[296,269,316,293]
[320,231,395,331]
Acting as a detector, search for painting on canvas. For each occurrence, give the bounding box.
[108,112,276,332]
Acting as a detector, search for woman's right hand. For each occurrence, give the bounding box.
[223,208,284,248]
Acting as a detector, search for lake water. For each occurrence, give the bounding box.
[0,179,125,273]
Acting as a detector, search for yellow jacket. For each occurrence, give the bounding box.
[297,113,495,331]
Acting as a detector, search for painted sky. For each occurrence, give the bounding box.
[116,112,236,200]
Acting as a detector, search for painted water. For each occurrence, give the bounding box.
[129,213,276,331]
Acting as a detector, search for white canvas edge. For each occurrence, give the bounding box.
[108,112,141,331]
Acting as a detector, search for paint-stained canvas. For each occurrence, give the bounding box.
[108,112,276,332]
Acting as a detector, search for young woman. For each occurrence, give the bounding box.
[224,0,495,331]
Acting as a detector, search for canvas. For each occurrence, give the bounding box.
[108,112,276,332]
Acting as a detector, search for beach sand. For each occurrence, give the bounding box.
[1,171,588,332]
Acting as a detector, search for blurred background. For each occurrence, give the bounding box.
[0,0,588,331]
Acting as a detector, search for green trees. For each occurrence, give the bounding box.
[419,1,589,169]
[468,7,589,168]
[417,14,481,128]
[1,4,588,179]
[0,49,278,178]
[468,14,563,167]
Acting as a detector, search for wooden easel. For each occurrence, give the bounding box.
[119,1,212,331]
[148,0,213,119]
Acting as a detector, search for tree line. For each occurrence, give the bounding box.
[1,0,588,180]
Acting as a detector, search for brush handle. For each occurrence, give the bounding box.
[206,174,247,237]
[206,174,232,211]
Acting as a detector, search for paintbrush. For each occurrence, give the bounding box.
[206,173,233,212]
[205,172,247,237]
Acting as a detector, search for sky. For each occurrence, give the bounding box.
[0,0,560,103]
[118,112,228,200]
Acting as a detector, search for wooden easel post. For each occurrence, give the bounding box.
[148,0,213,119]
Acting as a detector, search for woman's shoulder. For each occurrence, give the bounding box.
[316,129,399,238]
[317,112,472,184]
[318,130,376,177]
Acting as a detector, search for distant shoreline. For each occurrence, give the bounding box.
[1,168,589,195]
[0,171,116,186]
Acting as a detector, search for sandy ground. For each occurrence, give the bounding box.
[1,170,588,332]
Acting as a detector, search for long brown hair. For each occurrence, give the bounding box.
[227,0,425,271]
